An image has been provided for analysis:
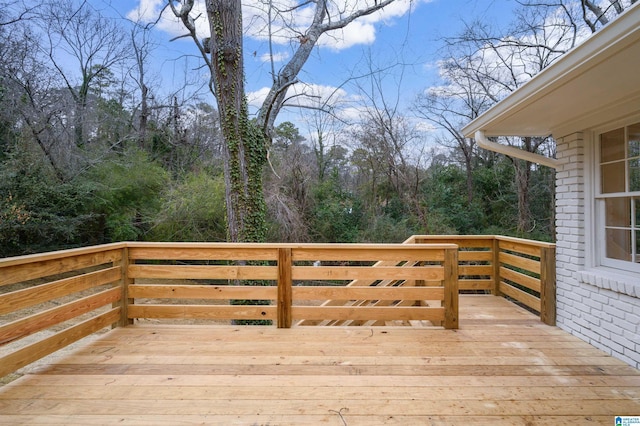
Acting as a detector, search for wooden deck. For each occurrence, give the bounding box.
[1,295,639,425]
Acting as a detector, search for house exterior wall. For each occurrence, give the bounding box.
[555,132,640,369]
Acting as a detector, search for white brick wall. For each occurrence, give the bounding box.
[555,132,640,369]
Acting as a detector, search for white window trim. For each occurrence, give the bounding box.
[591,117,640,276]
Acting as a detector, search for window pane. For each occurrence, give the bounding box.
[601,162,625,193]
[636,231,640,263]
[630,159,640,192]
[605,197,630,227]
[606,228,632,261]
[635,198,640,229]
[629,123,640,158]
[601,128,625,162]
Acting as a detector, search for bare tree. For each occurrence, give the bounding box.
[414,50,495,204]
[0,1,38,26]
[424,3,576,233]
[41,1,129,147]
[516,1,635,33]
[169,0,401,243]
[579,0,636,32]
[0,23,70,180]
[129,22,155,150]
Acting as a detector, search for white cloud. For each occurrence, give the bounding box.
[247,82,351,111]
[246,87,271,110]
[259,51,290,63]
[317,21,377,51]
[128,0,428,51]
[128,0,210,39]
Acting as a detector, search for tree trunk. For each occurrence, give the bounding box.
[206,0,267,244]
[206,0,269,325]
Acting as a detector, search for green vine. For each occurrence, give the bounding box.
[211,7,269,324]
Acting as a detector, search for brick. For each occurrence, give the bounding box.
[611,298,635,314]
[583,297,603,312]
[625,311,640,327]
[590,292,609,305]
[590,306,612,320]
[603,303,626,320]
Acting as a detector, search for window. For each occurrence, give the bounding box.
[596,121,640,270]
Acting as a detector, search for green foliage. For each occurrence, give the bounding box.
[0,151,100,257]
[358,215,416,243]
[311,170,363,242]
[472,160,518,233]
[151,171,227,242]
[86,147,168,242]
[422,164,484,234]
[273,121,304,149]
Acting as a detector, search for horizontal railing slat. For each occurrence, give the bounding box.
[291,286,445,300]
[458,265,492,276]
[127,265,278,280]
[291,246,451,261]
[127,246,279,261]
[458,251,493,262]
[0,267,122,316]
[128,284,276,300]
[499,281,541,312]
[459,279,493,290]
[291,266,444,281]
[0,249,123,287]
[0,287,121,346]
[498,239,542,258]
[0,308,120,378]
[127,305,277,320]
[499,266,541,293]
[499,251,540,273]
[291,306,446,322]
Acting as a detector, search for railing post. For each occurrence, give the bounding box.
[492,237,501,296]
[277,247,293,328]
[118,245,134,327]
[540,246,556,326]
[444,247,459,329]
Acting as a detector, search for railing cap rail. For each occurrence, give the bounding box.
[125,242,459,250]
[0,241,460,268]
[0,242,127,268]
[413,234,555,249]
[495,235,556,249]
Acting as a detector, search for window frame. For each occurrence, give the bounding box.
[594,120,640,274]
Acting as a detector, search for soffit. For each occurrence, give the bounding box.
[461,3,640,140]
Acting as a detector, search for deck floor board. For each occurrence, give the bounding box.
[1,295,639,425]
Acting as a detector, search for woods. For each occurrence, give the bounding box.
[0,0,633,257]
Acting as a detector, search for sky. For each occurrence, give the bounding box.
[106,1,518,140]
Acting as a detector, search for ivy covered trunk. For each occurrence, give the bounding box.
[206,1,270,324]
[206,1,267,243]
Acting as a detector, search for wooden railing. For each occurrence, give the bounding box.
[0,243,126,378]
[0,241,459,378]
[125,242,459,328]
[0,236,555,379]
[412,235,556,325]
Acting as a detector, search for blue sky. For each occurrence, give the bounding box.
[115,1,518,138]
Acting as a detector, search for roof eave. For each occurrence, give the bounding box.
[461,2,640,140]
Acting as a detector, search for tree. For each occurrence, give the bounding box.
[42,1,129,148]
[0,1,38,27]
[578,0,636,32]
[170,0,402,243]
[264,122,313,242]
[422,3,582,233]
[0,22,71,181]
[413,49,494,204]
